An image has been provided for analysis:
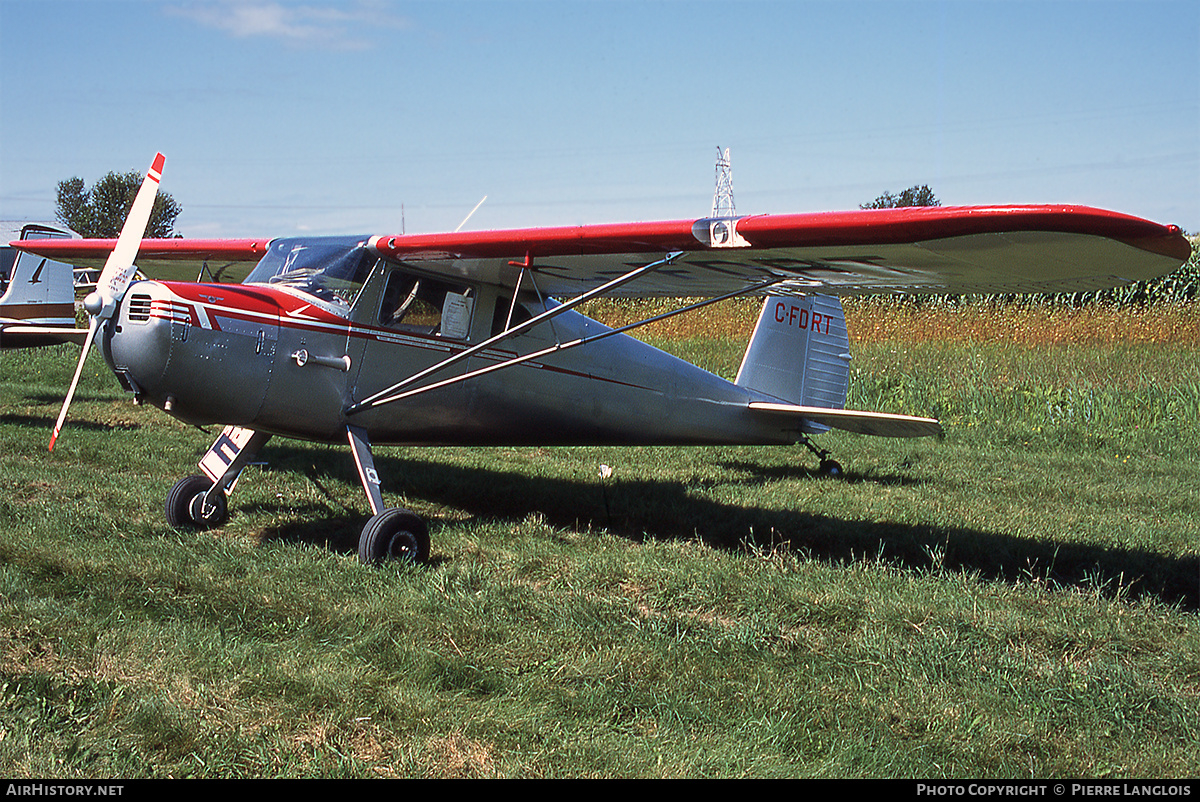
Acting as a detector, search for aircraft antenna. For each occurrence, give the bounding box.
[456,196,487,232]
[711,147,736,218]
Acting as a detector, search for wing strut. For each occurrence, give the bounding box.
[346,251,684,415]
[502,255,544,337]
[347,277,783,411]
[504,250,561,343]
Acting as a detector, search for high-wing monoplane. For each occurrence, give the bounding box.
[13,154,1191,565]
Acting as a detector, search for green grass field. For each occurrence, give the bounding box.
[1,301,1197,778]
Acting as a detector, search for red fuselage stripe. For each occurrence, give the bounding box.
[153,282,656,393]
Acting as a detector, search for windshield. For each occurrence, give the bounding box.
[245,237,377,308]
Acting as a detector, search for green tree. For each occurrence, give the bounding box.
[56,169,182,238]
[861,184,940,209]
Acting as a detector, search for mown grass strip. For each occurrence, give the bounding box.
[1,301,1197,778]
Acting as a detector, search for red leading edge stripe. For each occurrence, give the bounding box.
[5,238,273,264]
[369,205,1190,263]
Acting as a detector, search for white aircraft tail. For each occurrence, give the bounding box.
[736,295,851,433]
[0,248,77,326]
[0,234,86,348]
[737,294,942,439]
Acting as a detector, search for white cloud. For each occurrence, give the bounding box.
[168,0,411,51]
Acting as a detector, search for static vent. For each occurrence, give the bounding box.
[127,294,152,322]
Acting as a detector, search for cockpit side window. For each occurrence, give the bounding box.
[379,269,474,339]
[491,295,535,337]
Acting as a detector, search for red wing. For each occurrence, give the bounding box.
[12,205,1189,297]
[368,205,1191,298]
[9,238,271,284]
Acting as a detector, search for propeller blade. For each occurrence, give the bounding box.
[92,152,165,320]
[49,152,165,451]
[49,319,98,451]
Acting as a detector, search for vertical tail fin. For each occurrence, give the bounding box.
[0,249,76,327]
[735,295,851,432]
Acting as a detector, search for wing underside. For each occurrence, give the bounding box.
[411,232,1173,299]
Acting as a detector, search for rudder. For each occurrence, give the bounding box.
[735,295,851,432]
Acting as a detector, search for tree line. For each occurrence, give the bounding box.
[56,170,182,239]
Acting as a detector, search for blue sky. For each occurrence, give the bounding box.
[1,0,1196,238]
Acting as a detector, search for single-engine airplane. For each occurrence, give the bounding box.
[13,153,1191,565]
[0,221,88,349]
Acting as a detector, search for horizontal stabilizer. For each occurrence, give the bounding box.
[749,401,943,438]
[0,325,89,348]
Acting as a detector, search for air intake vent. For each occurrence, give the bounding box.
[127,294,152,322]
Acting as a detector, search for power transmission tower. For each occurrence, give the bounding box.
[711,147,736,218]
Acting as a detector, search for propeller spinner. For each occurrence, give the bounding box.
[49,152,165,451]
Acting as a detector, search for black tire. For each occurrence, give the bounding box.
[819,459,844,479]
[165,475,228,529]
[358,508,430,565]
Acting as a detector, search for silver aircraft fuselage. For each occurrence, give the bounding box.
[101,238,800,449]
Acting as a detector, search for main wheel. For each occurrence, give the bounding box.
[358,508,430,565]
[165,475,228,529]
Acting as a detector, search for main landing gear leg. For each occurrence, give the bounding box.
[347,425,429,565]
[166,426,272,528]
[798,433,843,479]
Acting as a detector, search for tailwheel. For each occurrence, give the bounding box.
[798,434,844,480]
[165,474,228,529]
[358,507,430,566]
[819,458,844,478]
